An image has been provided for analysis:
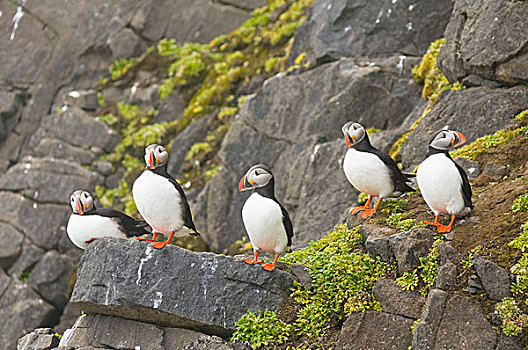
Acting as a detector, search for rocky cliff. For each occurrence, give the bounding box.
[1,0,528,349]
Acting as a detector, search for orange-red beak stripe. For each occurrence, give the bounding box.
[77,198,84,215]
[452,130,467,147]
[149,152,155,169]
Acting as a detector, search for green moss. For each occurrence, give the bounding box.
[98,113,118,126]
[495,298,527,337]
[386,213,416,232]
[264,57,279,72]
[218,106,238,119]
[97,92,106,108]
[109,58,133,80]
[451,126,528,160]
[185,142,213,161]
[513,194,528,214]
[232,310,292,349]
[510,222,528,296]
[281,224,387,339]
[515,110,528,122]
[19,270,31,283]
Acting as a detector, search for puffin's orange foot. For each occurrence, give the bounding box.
[350,206,366,215]
[361,208,377,219]
[152,241,169,249]
[262,263,276,271]
[85,238,96,244]
[436,224,453,233]
[243,258,264,265]
[136,237,156,242]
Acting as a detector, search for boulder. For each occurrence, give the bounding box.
[0,222,25,270]
[0,157,103,204]
[335,311,413,350]
[482,162,509,180]
[18,328,60,350]
[412,289,448,349]
[472,254,512,301]
[401,86,528,170]
[435,261,457,291]
[438,0,528,86]
[454,158,481,178]
[0,278,57,350]
[70,238,294,336]
[8,239,46,277]
[27,250,76,309]
[109,28,146,59]
[372,278,425,319]
[289,0,453,66]
[388,228,435,275]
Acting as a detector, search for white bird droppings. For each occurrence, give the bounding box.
[310,144,321,163]
[68,91,80,98]
[10,6,24,40]
[136,246,154,285]
[396,55,407,75]
[153,292,163,309]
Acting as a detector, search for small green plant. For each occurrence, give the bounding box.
[231,310,292,349]
[396,239,442,296]
[411,319,421,335]
[54,332,62,340]
[510,222,528,296]
[386,213,415,232]
[494,297,527,336]
[397,270,419,291]
[515,109,528,122]
[97,92,106,108]
[512,194,528,214]
[98,113,118,126]
[19,270,30,283]
[459,245,481,270]
[380,198,408,213]
[109,58,133,80]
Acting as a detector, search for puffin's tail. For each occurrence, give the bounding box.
[126,220,151,237]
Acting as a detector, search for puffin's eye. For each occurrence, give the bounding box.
[255,170,260,176]
[71,198,74,202]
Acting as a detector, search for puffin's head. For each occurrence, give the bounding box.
[144,144,168,169]
[429,129,467,150]
[70,190,94,215]
[238,164,273,192]
[342,121,366,147]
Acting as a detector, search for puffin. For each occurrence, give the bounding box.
[66,190,150,249]
[342,122,413,219]
[238,164,294,271]
[132,144,199,249]
[417,129,472,233]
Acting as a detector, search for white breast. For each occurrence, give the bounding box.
[241,193,288,254]
[343,148,394,198]
[132,170,187,236]
[67,214,126,249]
[417,154,466,216]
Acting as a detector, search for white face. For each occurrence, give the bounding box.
[144,144,169,169]
[430,130,455,150]
[239,164,273,191]
[342,121,365,146]
[70,190,94,214]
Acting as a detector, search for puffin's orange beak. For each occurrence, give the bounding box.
[148,151,156,169]
[238,175,255,192]
[451,130,467,147]
[345,134,353,147]
[76,198,84,215]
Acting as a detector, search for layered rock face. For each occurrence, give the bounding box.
[4,0,528,348]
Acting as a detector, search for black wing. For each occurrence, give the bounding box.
[275,200,294,247]
[453,160,473,209]
[161,170,199,234]
[372,148,414,193]
[94,208,151,237]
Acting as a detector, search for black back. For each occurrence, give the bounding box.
[84,207,150,237]
[353,135,414,193]
[255,178,294,247]
[428,147,473,208]
[150,165,198,233]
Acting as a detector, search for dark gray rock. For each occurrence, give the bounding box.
[152,90,186,124]
[8,240,46,277]
[71,239,294,336]
[130,0,255,44]
[0,222,24,270]
[372,278,425,319]
[219,0,267,11]
[0,157,103,204]
[412,289,448,350]
[335,311,413,350]
[437,241,461,266]
[0,267,10,297]
[483,162,509,180]
[54,303,82,334]
[59,314,164,349]
[178,334,235,350]
[495,333,524,350]
[435,294,497,349]
[109,28,146,59]
[18,328,60,350]
[438,0,528,86]
[472,254,512,301]
[92,160,113,176]
[436,261,457,291]
[365,235,392,263]
[163,327,206,349]
[0,278,57,350]
[289,0,453,65]
[37,107,119,152]
[467,277,483,294]
[0,192,70,251]
[167,115,214,178]
[32,137,98,165]
[27,250,75,309]
[401,87,528,170]
[389,228,435,275]
[454,157,481,179]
